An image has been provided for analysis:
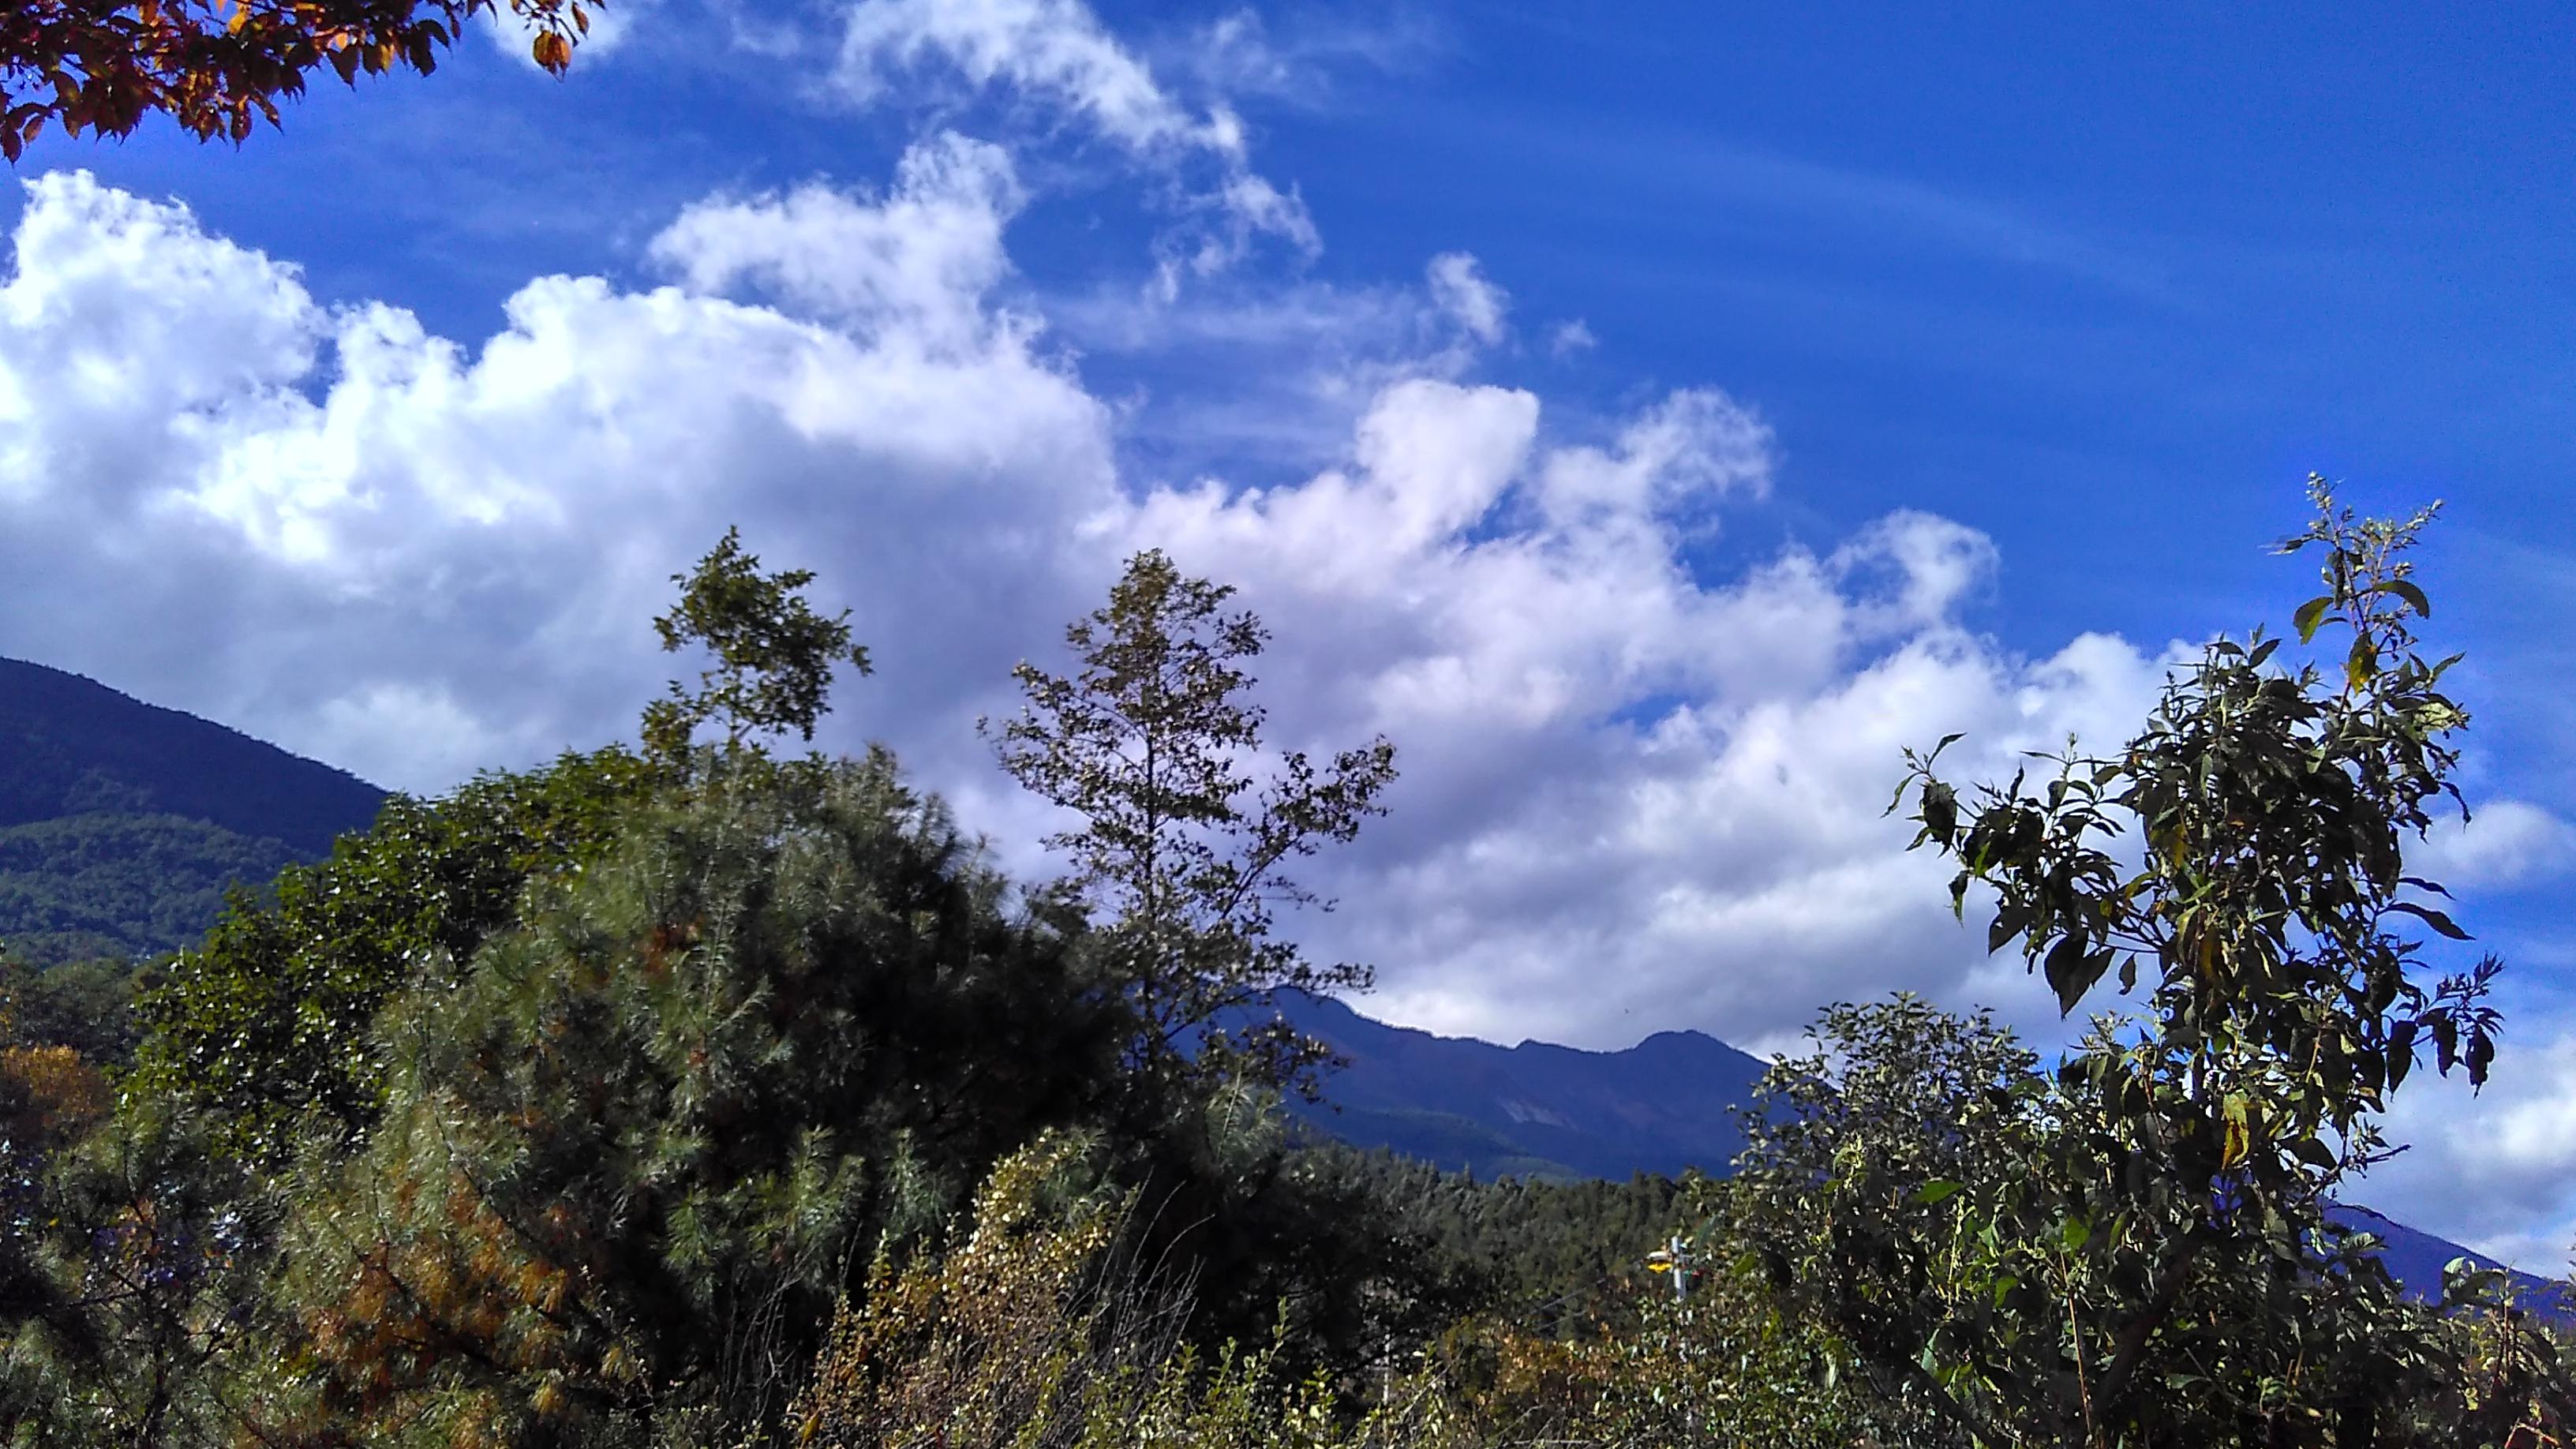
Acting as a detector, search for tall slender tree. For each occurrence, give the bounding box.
[985,550,1397,1096]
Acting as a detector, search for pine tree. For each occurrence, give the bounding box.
[258,752,1126,1445]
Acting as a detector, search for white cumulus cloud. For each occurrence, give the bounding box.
[0,160,1113,791]
[2411,798,2576,892]
[0,164,2155,1054]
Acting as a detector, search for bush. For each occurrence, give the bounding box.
[781,1134,1465,1449]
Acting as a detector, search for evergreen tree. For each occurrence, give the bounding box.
[255,752,1126,1446]
[127,745,654,1164]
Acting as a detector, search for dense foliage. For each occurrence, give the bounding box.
[1721,480,2569,1447]
[0,953,141,1063]
[252,751,1125,1443]
[129,744,654,1163]
[785,1136,1877,1449]
[0,812,304,966]
[1300,1146,1692,1335]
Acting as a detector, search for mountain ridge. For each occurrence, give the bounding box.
[1277,987,2567,1309]
[0,657,385,962]
[0,658,383,854]
[1274,988,1763,1181]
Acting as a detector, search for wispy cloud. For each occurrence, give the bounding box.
[1432,104,2189,307]
[831,0,1319,289]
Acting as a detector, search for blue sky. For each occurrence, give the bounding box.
[2,1,2570,1260]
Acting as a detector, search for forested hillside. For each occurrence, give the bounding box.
[0,659,384,963]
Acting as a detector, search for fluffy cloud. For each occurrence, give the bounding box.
[839,0,1226,155]
[0,159,1113,791]
[2360,1020,2576,1270]
[2411,798,2576,892]
[1106,397,2162,1045]
[648,133,1026,349]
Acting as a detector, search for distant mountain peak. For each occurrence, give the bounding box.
[1275,989,1765,1181]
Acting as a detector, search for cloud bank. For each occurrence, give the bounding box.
[4,155,2561,1059]
[0,156,2151,1053]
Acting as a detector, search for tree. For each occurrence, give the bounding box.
[984,550,1397,1096]
[2,0,602,161]
[0,1095,271,1446]
[1728,480,2540,1447]
[641,526,872,765]
[253,752,1127,1445]
[126,745,652,1163]
[1728,997,2559,1448]
[0,953,140,1065]
[132,529,861,1163]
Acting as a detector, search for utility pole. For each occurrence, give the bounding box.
[1645,1234,1694,1301]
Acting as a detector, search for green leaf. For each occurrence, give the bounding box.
[1912,1180,1964,1206]
[2376,578,2431,618]
[2293,595,2333,643]
[2389,901,2472,941]
[2045,933,2097,1016]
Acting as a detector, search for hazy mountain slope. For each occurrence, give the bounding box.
[2329,1204,2570,1312]
[0,658,381,854]
[1278,989,1765,1180]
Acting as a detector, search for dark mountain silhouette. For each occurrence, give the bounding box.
[0,658,385,962]
[1282,989,2565,1309]
[1,658,382,852]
